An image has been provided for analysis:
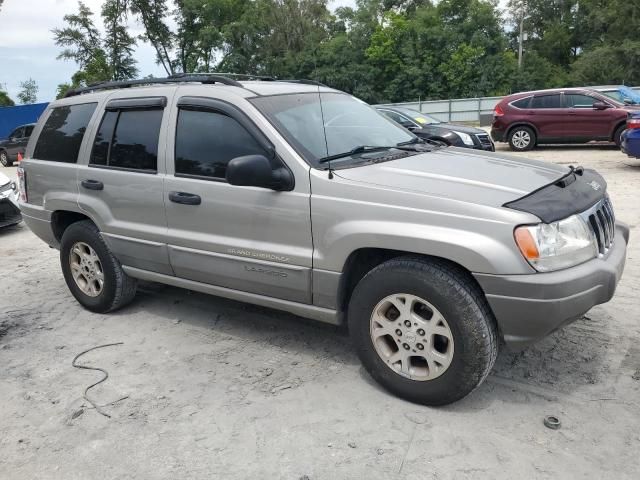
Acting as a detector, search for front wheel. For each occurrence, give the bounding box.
[348,257,498,406]
[60,220,137,313]
[613,124,626,147]
[508,126,536,151]
[0,151,11,167]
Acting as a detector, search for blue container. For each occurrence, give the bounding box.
[0,102,49,139]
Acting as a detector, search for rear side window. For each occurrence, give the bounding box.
[33,103,97,163]
[24,125,34,137]
[530,95,561,109]
[566,94,596,108]
[90,109,163,172]
[175,109,267,179]
[511,97,531,109]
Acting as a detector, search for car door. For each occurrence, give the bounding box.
[5,127,24,158]
[563,92,614,140]
[526,93,565,141]
[76,95,173,275]
[163,93,314,304]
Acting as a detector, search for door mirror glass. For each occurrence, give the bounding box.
[593,101,610,110]
[226,154,293,191]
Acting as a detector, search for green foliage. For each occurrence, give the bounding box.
[0,90,14,107]
[49,0,638,103]
[17,78,38,104]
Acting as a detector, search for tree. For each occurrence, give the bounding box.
[0,90,14,107]
[17,79,38,104]
[53,1,137,88]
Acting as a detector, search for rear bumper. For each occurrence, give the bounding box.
[19,202,58,246]
[621,129,640,158]
[490,126,505,142]
[474,223,629,350]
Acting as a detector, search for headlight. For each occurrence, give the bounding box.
[453,131,474,146]
[10,181,17,191]
[514,215,597,272]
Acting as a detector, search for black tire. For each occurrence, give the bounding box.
[60,220,137,313]
[348,256,498,406]
[508,126,536,151]
[0,150,11,167]
[613,124,626,147]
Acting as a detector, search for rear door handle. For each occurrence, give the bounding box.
[169,191,201,205]
[81,179,104,191]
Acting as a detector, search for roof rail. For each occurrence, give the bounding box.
[179,72,277,81]
[277,79,328,87]
[63,74,243,98]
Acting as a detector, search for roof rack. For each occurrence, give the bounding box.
[277,79,328,87]
[63,74,243,98]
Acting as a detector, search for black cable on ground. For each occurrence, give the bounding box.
[71,342,128,418]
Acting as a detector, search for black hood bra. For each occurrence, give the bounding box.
[503,166,607,223]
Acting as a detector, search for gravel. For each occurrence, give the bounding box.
[1,145,639,479]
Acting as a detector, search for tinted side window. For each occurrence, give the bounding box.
[24,125,34,137]
[10,127,23,138]
[530,95,561,109]
[175,109,267,179]
[566,94,596,108]
[511,97,531,108]
[33,103,97,163]
[90,109,162,171]
[381,110,407,124]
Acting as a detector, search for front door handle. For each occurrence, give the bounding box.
[81,179,104,191]
[169,191,201,205]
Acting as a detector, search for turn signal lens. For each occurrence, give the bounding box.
[514,227,539,260]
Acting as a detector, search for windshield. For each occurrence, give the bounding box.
[398,109,441,125]
[250,92,415,167]
[602,86,640,104]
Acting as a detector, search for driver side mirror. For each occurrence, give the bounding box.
[226,154,294,191]
[593,101,610,110]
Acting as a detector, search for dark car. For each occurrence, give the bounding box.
[621,113,640,158]
[376,106,495,151]
[0,123,35,167]
[491,88,640,151]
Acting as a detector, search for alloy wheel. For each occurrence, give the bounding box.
[370,293,454,381]
[69,242,104,297]
[512,130,531,149]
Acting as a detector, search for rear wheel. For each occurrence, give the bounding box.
[613,124,626,147]
[60,220,137,313]
[508,126,536,151]
[348,256,499,406]
[0,151,11,167]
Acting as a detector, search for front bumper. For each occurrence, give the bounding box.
[0,189,22,227]
[474,223,629,350]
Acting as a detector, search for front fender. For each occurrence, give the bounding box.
[314,220,534,275]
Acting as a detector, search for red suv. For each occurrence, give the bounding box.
[491,88,640,151]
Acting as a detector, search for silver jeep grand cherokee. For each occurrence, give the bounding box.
[18,75,629,405]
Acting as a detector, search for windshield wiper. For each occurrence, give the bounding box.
[318,145,396,164]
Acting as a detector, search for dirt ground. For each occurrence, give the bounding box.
[1,144,639,480]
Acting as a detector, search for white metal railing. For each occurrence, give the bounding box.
[378,87,640,124]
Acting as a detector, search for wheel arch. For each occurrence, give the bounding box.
[611,120,627,142]
[336,248,488,318]
[506,122,539,140]
[51,210,94,243]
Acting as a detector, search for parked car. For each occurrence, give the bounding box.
[590,85,640,106]
[491,88,640,151]
[376,106,494,151]
[18,76,628,406]
[621,113,640,158]
[0,123,35,167]
[0,171,21,227]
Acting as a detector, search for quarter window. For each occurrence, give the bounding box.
[530,95,561,109]
[90,109,163,172]
[175,109,268,179]
[33,103,97,163]
[566,94,597,108]
[511,97,531,109]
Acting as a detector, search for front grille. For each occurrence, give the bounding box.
[585,197,615,255]
[475,133,493,147]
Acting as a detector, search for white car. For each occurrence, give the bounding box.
[0,171,21,227]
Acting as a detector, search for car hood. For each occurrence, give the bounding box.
[334,147,568,207]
